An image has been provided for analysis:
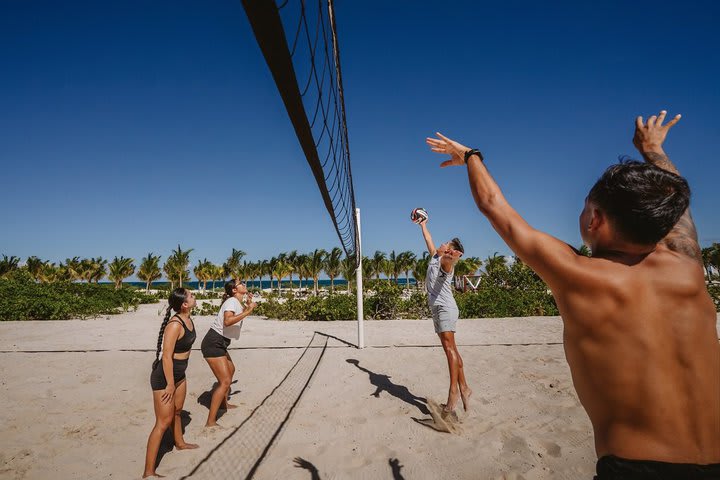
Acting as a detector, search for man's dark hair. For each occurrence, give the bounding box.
[587,159,690,245]
[450,237,464,254]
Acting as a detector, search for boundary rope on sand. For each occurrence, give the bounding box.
[181,332,328,480]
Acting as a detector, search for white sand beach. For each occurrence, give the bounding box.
[1,305,718,480]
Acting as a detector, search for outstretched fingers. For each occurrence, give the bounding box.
[665,113,682,129]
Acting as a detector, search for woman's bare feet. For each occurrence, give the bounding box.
[142,472,165,478]
[220,403,238,410]
[460,386,473,412]
[175,442,199,450]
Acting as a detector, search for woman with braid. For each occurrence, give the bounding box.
[201,279,256,427]
[143,288,199,479]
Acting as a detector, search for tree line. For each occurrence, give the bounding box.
[2,242,719,293]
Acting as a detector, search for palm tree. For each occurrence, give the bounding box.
[325,247,343,292]
[388,250,401,283]
[340,256,356,292]
[296,254,309,290]
[194,259,214,293]
[25,256,43,281]
[212,263,224,291]
[455,256,482,291]
[397,251,417,288]
[371,251,386,280]
[578,244,592,257]
[0,255,20,279]
[108,256,135,289]
[286,250,298,291]
[225,248,246,278]
[38,262,60,283]
[165,245,193,288]
[138,253,162,292]
[62,257,82,281]
[412,252,431,290]
[89,257,107,283]
[308,249,327,295]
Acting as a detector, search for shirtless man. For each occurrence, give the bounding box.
[427,111,720,478]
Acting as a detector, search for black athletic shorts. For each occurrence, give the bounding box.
[150,358,188,390]
[595,454,720,480]
[201,328,231,358]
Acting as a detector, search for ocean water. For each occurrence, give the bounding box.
[123,278,417,290]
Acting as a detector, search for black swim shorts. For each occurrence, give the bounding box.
[595,454,720,480]
[201,328,231,358]
[150,358,189,390]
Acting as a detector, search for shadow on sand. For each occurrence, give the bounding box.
[291,456,408,479]
[196,379,239,420]
[346,358,430,415]
[155,410,192,468]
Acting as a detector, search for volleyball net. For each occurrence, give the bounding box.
[242,0,359,266]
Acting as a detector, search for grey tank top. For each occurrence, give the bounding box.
[425,255,456,307]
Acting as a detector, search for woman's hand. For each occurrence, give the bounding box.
[161,385,175,404]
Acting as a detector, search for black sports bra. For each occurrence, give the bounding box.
[168,316,196,353]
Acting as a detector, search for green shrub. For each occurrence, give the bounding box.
[364,280,402,319]
[397,290,431,319]
[0,273,160,321]
[708,284,720,311]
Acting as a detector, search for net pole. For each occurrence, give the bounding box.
[355,207,364,349]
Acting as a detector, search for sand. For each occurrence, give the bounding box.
[0,304,718,480]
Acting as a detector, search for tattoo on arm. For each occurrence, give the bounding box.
[661,210,702,262]
[642,152,701,261]
[642,151,679,175]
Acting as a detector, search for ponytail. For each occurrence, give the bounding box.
[222,279,237,306]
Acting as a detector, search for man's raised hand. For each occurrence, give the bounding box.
[633,110,681,153]
[426,132,470,167]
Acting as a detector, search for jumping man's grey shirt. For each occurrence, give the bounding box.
[426,254,456,307]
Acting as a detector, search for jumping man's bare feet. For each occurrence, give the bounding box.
[445,390,459,413]
[460,386,472,412]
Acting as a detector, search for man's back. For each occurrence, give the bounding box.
[556,246,720,464]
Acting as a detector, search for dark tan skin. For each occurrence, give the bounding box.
[427,110,720,464]
[143,291,199,479]
[204,282,256,427]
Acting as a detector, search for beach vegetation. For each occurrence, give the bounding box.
[0,271,157,320]
[108,256,136,289]
[138,253,163,292]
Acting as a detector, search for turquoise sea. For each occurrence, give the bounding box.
[122,278,417,290]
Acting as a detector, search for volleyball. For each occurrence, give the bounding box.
[411,207,429,224]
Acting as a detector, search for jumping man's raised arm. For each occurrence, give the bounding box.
[418,219,437,257]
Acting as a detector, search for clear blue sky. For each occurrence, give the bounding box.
[1,0,719,280]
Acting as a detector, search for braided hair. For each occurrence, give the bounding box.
[152,288,188,370]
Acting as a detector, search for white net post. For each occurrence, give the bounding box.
[355,207,364,349]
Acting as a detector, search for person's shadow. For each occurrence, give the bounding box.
[346,359,429,415]
[155,410,192,467]
[389,458,406,480]
[291,456,407,479]
[293,457,321,479]
[197,380,239,420]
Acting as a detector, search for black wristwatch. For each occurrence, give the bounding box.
[464,149,484,164]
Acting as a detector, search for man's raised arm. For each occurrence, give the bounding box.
[426,133,580,290]
[633,110,701,262]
